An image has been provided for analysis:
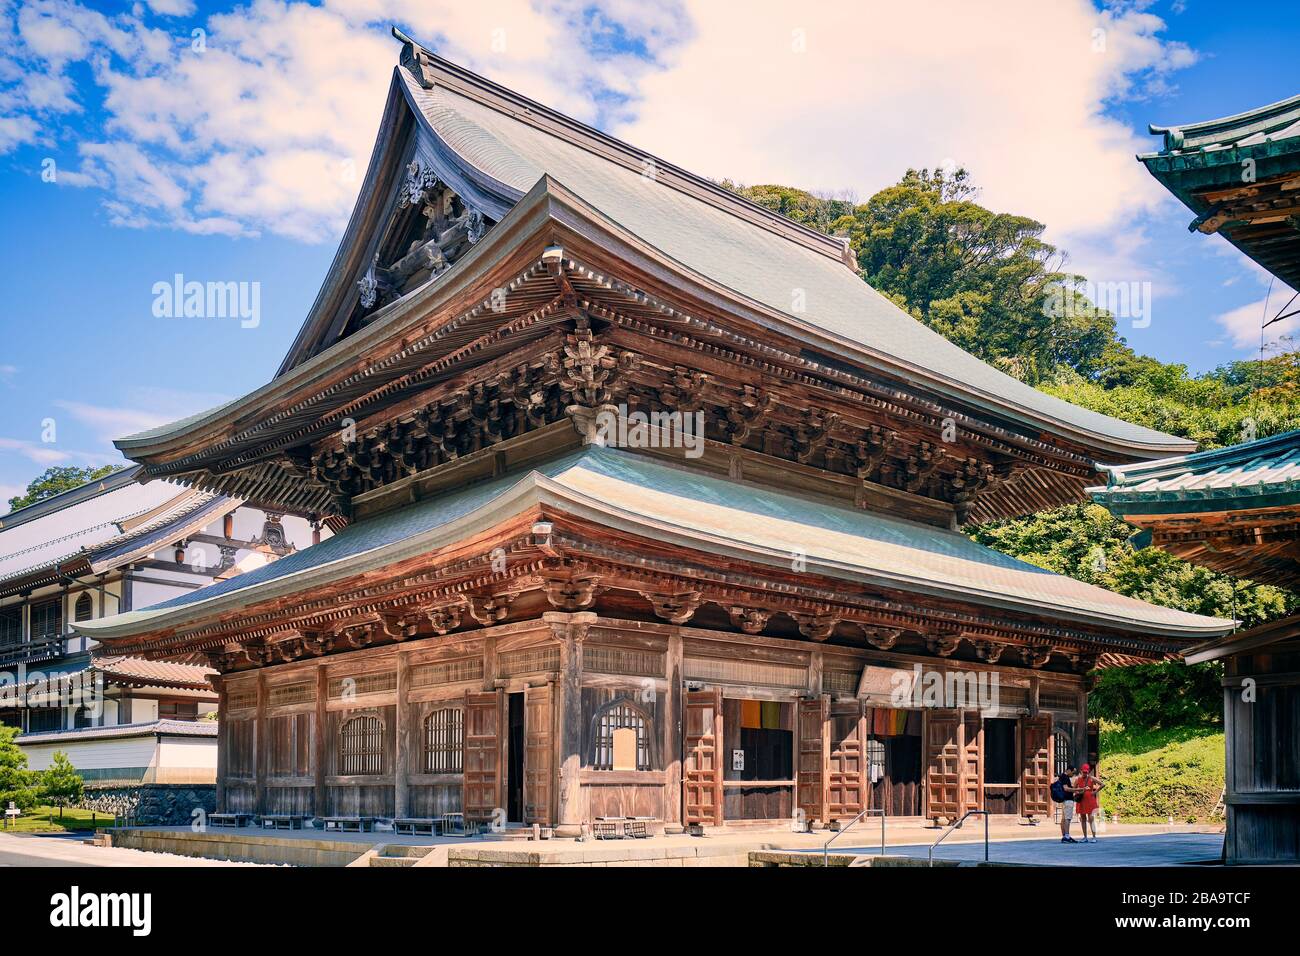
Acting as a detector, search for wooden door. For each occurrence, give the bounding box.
[683,688,723,826]
[797,696,829,827]
[826,703,866,821]
[463,690,503,822]
[961,711,983,813]
[1020,715,1052,820]
[925,709,961,823]
[523,684,554,826]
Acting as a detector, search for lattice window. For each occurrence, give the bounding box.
[74,593,93,622]
[225,688,256,711]
[683,655,807,688]
[422,708,463,773]
[268,681,316,706]
[1053,727,1074,776]
[410,658,483,688]
[339,714,384,775]
[589,698,653,771]
[328,671,397,699]
[30,599,62,640]
[824,668,861,696]
[584,645,664,678]
[498,645,560,676]
[0,606,19,646]
[1040,686,1079,711]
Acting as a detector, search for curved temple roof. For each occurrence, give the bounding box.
[79,446,1231,645]
[118,36,1194,467]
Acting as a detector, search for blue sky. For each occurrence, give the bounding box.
[0,0,1296,505]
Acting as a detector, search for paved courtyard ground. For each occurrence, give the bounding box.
[842,831,1225,866]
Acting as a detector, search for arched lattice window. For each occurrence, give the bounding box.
[339,715,384,775]
[589,698,654,771]
[74,593,93,622]
[422,708,463,773]
[1053,728,1073,776]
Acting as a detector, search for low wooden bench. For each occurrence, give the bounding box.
[392,817,440,836]
[209,812,254,828]
[439,813,482,837]
[592,819,624,840]
[260,814,308,830]
[320,816,375,833]
[592,816,658,839]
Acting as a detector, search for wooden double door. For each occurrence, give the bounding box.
[462,685,555,826]
[924,710,1052,822]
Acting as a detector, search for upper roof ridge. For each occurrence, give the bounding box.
[390,27,857,270]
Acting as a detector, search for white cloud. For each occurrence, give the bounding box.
[620,1,1194,250]
[1214,285,1300,352]
[0,435,119,468]
[55,387,233,444]
[1,0,689,241]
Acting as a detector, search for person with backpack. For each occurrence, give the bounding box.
[1051,763,1080,843]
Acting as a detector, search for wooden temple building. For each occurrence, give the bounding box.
[78,30,1232,834]
[1090,94,1300,864]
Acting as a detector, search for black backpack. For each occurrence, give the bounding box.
[1050,775,1069,803]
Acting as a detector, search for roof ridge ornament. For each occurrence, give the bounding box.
[393,26,435,89]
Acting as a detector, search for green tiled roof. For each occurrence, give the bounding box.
[79,446,1230,643]
[1088,431,1300,515]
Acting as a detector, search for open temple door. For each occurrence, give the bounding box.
[683,687,723,826]
[523,683,554,826]
[463,689,504,823]
[925,709,962,823]
[797,696,829,827]
[1021,715,1052,820]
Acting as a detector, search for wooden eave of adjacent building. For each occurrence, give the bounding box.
[1142,94,1300,291]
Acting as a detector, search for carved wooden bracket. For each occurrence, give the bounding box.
[423,601,465,636]
[926,632,963,657]
[272,635,305,662]
[467,591,518,626]
[901,441,945,494]
[543,571,603,611]
[851,425,897,483]
[659,366,709,409]
[724,386,774,445]
[793,409,840,464]
[792,612,838,641]
[946,457,994,524]
[547,325,639,407]
[303,632,335,656]
[972,640,1006,664]
[1066,652,1096,673]
[641,590,702,624]
[728,606,771,634]
[862,626,902,650]
[1023,646,1053,669]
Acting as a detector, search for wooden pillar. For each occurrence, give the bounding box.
[664,630,683,829]
[548,610,594,838]
[213,675,226,813]
[394,652,410,818]
[314,665,327,817]
[254,669,268,814]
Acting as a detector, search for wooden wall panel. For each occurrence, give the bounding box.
[524,683,554,825]
[1020,715,1052,819]
[463,689,504,821]
[683,687,723,825]
[796,696,828,826]
[925,709,961,822]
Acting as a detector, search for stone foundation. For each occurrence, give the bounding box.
[82,783,217,827]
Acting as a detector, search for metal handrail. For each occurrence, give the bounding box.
[928,809,990,867]
[822,807,885,866]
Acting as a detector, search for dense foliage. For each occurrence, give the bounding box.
[730,170,1300,733]
[6,465,120,513]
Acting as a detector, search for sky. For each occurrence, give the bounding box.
[0,0,1296,506]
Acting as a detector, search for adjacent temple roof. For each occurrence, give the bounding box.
[114,30,1194,500]
[0,465,238,599]
[79,446,1229,648]
[1089,431,1300,588]
[1141,93,1300,292]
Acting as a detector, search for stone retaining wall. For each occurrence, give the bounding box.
[81,783,216,827]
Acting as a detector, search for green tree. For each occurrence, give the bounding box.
[6,465,121,513]
[0,725,40,812]
[40,751,84,813]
